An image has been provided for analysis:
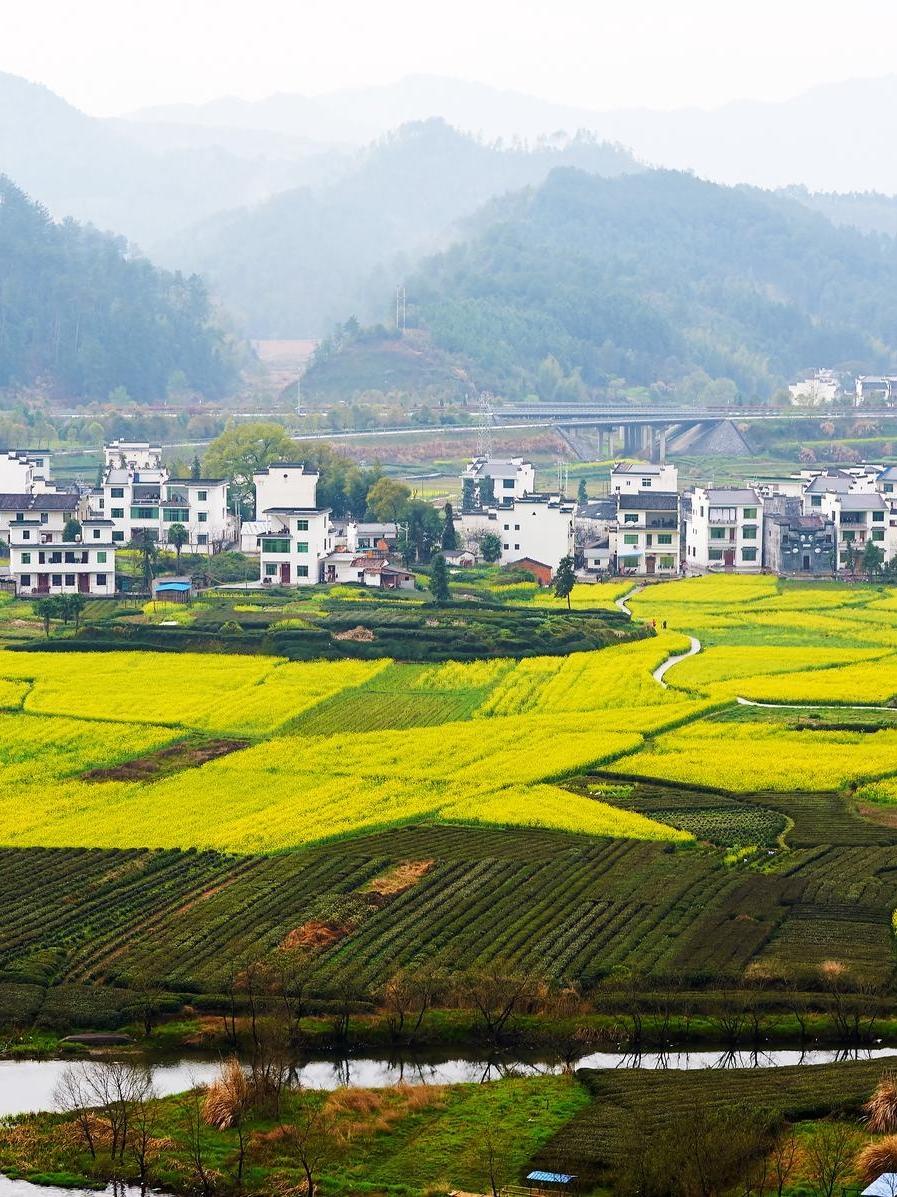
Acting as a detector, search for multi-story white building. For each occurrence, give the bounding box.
[611,492,681,576]
[253,463,334,587]
[683,487,764,572]
[609,462,679,495]
[9,516,115,597]
[90,445,233,554]
[0,492,84,545]
[819,491,889,570]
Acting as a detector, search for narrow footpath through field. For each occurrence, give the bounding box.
[653,636,702,688]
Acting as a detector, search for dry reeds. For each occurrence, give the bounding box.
[203,1057,252,1130]
[856,1135,897,1183]
[865,1073,897,1135]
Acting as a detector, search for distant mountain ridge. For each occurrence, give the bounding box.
[388,167,897,401]
[158,119,640,337]
[127,71,897,195]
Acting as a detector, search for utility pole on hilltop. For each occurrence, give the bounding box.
[395,284,406,332]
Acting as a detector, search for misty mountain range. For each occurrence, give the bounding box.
[6,68,897,401]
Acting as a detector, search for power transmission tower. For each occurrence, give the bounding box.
[556,458,569,495]
[475,392,496,460]
[395,284,406,332]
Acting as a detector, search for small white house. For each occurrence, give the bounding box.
[459,494,575,576]
[462,457,535,504]
[611,492,681,575]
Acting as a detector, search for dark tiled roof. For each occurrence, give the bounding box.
[0,493,78,512]
[618,493,679,511]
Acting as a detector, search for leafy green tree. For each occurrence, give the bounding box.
[204,422,296,515]
[33,597,59,638]
[190,454,202,481]
[62,518,82,542]
[399,500,442,564]
[366,477,411,524]
[429,554,450,602]
[577,479,588,505]
[441,502,459,550]
[480,533,502,563]
[61,593,87,631]
[462,477,476,511]
[863,539,884,579]
[167,523,189,561]
[553,555,576,609]
[130,529,158,592]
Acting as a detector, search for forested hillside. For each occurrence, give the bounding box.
[403,168,897,400]
[0,176,237,401]
[163,120,639,337]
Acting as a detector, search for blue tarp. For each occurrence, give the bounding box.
[155,582,191,592]
[526,1173,575,1186]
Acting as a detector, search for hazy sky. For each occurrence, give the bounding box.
[5,0,897,116]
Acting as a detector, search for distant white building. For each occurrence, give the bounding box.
[461,457,535,506]
[610,461,679,494]
[0,449,54,494]
[683,486,763,572]
[788,370,841,405]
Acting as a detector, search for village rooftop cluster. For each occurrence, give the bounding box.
[1,442,897,596]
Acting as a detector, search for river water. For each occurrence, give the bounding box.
[1,1045,896,1118]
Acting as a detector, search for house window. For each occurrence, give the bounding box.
[503,524,509,531]
[96,551,107,563]
[52,574,62,586]
[261,538,291,553]
[92,529,101,539]
[742,526,758,539]
[111,507,124,519]
[811,495,822,507]
[40,513,48,524]
[624,513,638,524]
[708,548,723,561]
[110,487,124,499]
[502,479,514,488]
[873,529,885,542]
[198,512,208,523]
[96,574,106,587]
[659,555,675,569]
[264,563,278,576]
[197,533,208,545]
[49,552,62,564]
[297,519,309,531]
[873,510,885,522]
[623,533,639,545]
[743,507,757,519]
[21,530,29,541]
[710,527,726,540]
[503,543,509,550]
[843,530,855,543]
[741,547,757,562]
[296,542,309,553]
[131,506,157,520]
[197,490,207,501]
[514,543,520,550]
[514,524,520,531]
[19,574,30,587]
[20,552,30,564]
[65,574,75,585]
[886,483,894,493]
[641,478,652,488]
[297,564,309,577]
[163,508,189,522]
[657,534,673,545]
[112,531,124,543]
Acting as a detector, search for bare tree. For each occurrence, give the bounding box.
[290,1089,338,1197]
[804,1117,856,1197]
[770,1126,799,1197]
[125,1069,158,1188]
[460,962,540,1045]
[178,1086,217,1197]
[53,1067,98,1160]
[379,964,442,1044]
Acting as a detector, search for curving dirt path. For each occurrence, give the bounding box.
[735,696,897,712]
[653,636,702,688]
